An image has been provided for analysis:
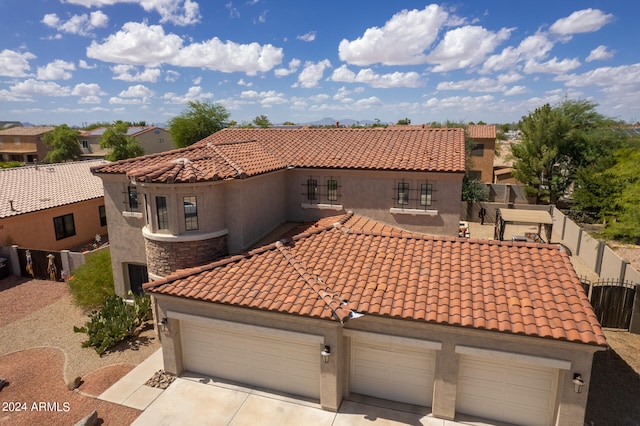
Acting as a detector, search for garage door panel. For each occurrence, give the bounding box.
[351,339,434,407]
[181,321,320,399]
[457,355,557,426]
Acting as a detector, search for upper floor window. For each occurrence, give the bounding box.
[183,196,198,231]
[420,184,432,206]
[397,182,409,205]
[127,186,139,211]
[14,137,20,144]
[307,179,318,201]
[156,196,168,230]
[471,143,484,156]
[53,213,76,240]
[468,170,482,181]
[159,138,164,143]
[99,205,107,226]
[82,140,89,149]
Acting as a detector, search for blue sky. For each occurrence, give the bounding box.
[1,1,639,126]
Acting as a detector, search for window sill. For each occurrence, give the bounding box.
[301,203,343,211]
[389,208,438,216]
[122,211,143,218]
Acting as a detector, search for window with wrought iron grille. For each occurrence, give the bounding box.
[394,179,436,209]
[302,176,341,204]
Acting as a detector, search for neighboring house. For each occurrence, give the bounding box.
[79,126,175,159]
[92,126,605,424]
[145,212,605,425]
[0,126,54,163]
[92,127,466,295]
[466,124,496,183]
[0,160,107,251]
[494,139,521,184]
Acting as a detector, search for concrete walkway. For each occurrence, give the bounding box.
[99,349,486,426]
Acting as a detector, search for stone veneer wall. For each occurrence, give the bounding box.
[145,235,228,277]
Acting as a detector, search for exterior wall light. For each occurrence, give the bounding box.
[321,345,331,363]
[158,317,169,334]
[572,373,585,393]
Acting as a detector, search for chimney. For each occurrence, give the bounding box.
[34,160,38,170]
[9,200,15,211]
[336,121,340,128]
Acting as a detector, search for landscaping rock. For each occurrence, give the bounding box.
[0,378,8,391]
[74,410,98,426]
[66,376,81,390]
[144,370,176,389]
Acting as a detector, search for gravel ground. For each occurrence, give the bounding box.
[0,277,161,425]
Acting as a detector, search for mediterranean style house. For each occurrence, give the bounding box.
[92,127,604,425]
[0,160,107,251]
[79,126,175,160]
[0,126,54,163]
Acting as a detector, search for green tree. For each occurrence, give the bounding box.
[511,99,619,204]
[253,114,272,128]
[282,121,296,126]
[396,118,411,125]
[168,101,230,148]
[43,124,82,163]
[100,121,144,161]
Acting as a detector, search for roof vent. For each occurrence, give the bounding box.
[9,200,15,211]
[172,157,191,165]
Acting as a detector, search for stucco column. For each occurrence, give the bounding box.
[319,330,341,411]
[554,350,599,426]
[431,342,458,420]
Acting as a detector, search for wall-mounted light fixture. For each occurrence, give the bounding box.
[572,373,585,393]
[321,345,331,363]
[158,317,169,334]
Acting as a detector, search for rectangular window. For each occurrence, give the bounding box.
[468,170,482,181]
[53,213,76,240]
[14,137,20,144]
[471,143,484,156]
[156,196,168,230]
[327,179,338,202]
[82,140,89,149]
[420,184,432,206]
[99,205,107,226]
[307,179,318,201]
[159,138,164,143]
[183,196,198,231]
[397,182,409,205]
[128,186,139,211]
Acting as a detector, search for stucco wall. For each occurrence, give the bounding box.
[469,136,495,183]
[0,198,107,251]
[285,168,462,236]
[136,129,175,155]
[153,294,602,424]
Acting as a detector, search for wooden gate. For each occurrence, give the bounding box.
[17,248,62,281]
[581,278,636,329]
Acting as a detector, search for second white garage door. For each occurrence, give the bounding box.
[350,339,435,406]
[181,321,320,399]
[456,354,558,426]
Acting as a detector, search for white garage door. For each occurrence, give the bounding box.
[350,339,435,406]
[181,321,320,399]
[456,354,558,426]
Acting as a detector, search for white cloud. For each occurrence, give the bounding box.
[503,86,528,96]
[226,2,240,18]
[119,84,154,98]
[586,45,614,62]
[72,82,106,103]
[481,33,554,74]
[41,11,108,36]
[78,60,96,69]
[558,63,640,88]
[162,86,214,103]
[297,31,316,42]
[329,65,423,88]
[0,49,36,77]
[37,60,76,80]
[10,79,71,97]
[338,4,449,66]
[111,64,161,82]
[437,77,505,93]
[549,9,614,35]
[87,22,284,75]
[523,57,581,74]
[62,0,201,26]
[422,94,495,115]
[427,26,512,72]
[165,70,180,82]
[256,9,268,23]
[274,58,301,77]
[193,77,202,85]
[238,78,252,87]
[294,59,331,88]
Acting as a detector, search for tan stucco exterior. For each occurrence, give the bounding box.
[80,127,175,159]
[469,136,496,183]
[0,198,107,250]
[153,293,601,425]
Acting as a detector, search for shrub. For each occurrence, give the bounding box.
[0,161,25,168]
[69,248,114,308]
[74,292,151,355]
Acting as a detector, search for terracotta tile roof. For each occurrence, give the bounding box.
[467,124,496,139]
[145,214,606,347]
[0,160,106,218]
[92,127,466,182]
[0,126,54,136]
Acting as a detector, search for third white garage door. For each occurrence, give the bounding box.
[350,338,435,406]
[456,354,558,426]
[181,320,320,399]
